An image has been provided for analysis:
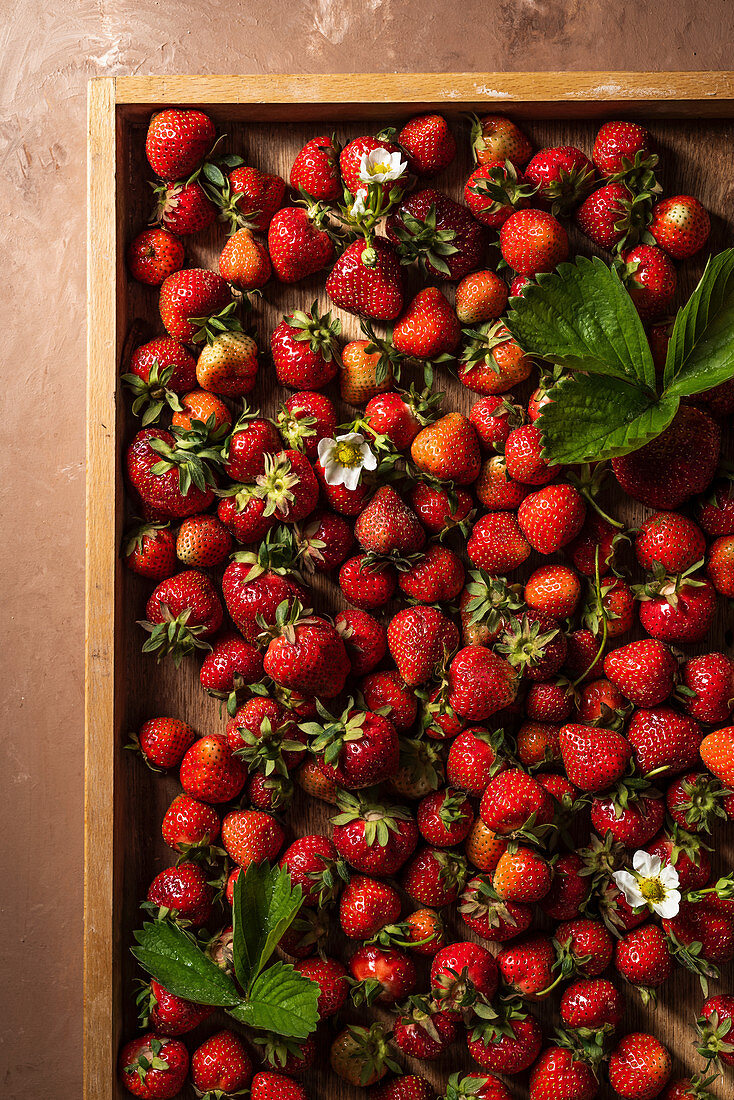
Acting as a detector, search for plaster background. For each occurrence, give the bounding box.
[0,2,731,1094]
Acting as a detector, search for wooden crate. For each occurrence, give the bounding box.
[86,73,734,1100]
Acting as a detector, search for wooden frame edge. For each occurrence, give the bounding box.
[85,75,118,1100]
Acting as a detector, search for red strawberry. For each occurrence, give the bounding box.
[159,268,233,343]
[646,830,710,890]
[268,206,335,283]
[290,134,341,200]
[525,682,573,724]
[410,483,474,534]
[525,564,581,618]
[125,337,198,422]
[146,862,213,926]
[591,792,664,848]
[649,195,710,258]
[199,632,263,704]
[447,647,518,722]
[119,1033,189,1099]
[141,569,222,663]
[627,706,703,775]
[296,509,354,574]
[529,1046,597,1100]
[180,733,247,803]
[271,304,341,389]
[361,670,418,731]
[560,976,625,1029]
[400,113,456,176]
[556,917,615,977]
[666,771,731,833]
[124,521,177,580]
[340,135,407,196]
[145,108,215,179]
[621,244,677,319]
[392,287,461,359]
[254,450,318,523]
[697,993,734,1068]
[190,1031,253,1096]
[399,543,465,603]
[142,980,214,1036]
[504,424,558,486]
[224,409,281,482]
[524,145,596,213]
[612,406,720,509]
[464,160,534,227]
[707,534,734,596]
[466,1008,542,1074]
[467,512,531,572]
[354,485,426,556]
[332,795,419,876]
[386,188,486,281]
[334,608,386,674]
[170,389,232,432]
[339,874,402,939]
[365,388,436,451]
[480,769,553,836]
[431,940,499,1010]
[218,227,271,291]
[680,653,734,723]
[176,513,231,566]
[518,485,586,554]
[402,846,468,908]
[472,115,533,167]
[295,955,349,1017]
[696,479,734,536]
[393,1002,458,1060]
[497,611,567,682]
[499,209,569,275]
[127,227,184,286]
[262,606,350,699]
[326,237,404,319]
[387,605,459,686]
[411,412,482,484]
[130,716,196,770]
[559,723,632,791]
[637,576,717,645]
[306,702,399,790]
[492,845,552,903]
[615,924,673,998]
[576,181,649,251]
[153,180,216,235]
[277,391,337,459]
[251,1071,307,1100]
[126,427,216,518]
[221,808,284,865]
[568,512,621,577]
[517,720,562,768]
[604,639,677,707]
[373,1075,436,1100]
[460,874,533,943]
[459,323,533,396]
[195,331,259,397]
[635,511,706,573]
[161,792,220,858]
[540,853,590,921]
[350,943,417,1004]
[455,270,509,324]
[593,120,654,175]
[418,787,474,847]
[609,1033,672,1100]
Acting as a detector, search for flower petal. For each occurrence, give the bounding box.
[653,890,681,919]
[360,443,378,471]
[342,466,361,491]
[659,864,681,890]
[612,870,646,909]
[632,850,657,877]
[317,437,337,466]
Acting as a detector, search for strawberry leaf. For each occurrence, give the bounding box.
[131,920,243,1007]
[506,256,655,387]
[537,373,679,463]
[663,248,734,396]
[232,861,303,992]
[227,960,320,1038]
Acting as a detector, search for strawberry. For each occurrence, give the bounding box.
[460,875,533,942]
[160,792,220,855]
[223,410,283,482]
[305,702,399,789]
[334,608,386,674]
[126,427,216,518]
[180,734,247,803]
[591,793,664,848]
[615,924,673,998]
[296,509,354,574]
[604,639,677,707]
[636,576,716,644]
[410,483,474,534]
[277,391,337,458]
[374,1076,436,1100]
[467,511,531,572]
[387,605,459,686]
[127,227,184,286]
[700,726,734,785]
[400,113,456,176]
[171,390,232,432]
[627,706,703,775]
[340,135,407,196]
[141,980,214,1036]
[576,181,650,251]
[226,695,303,773]
[124,521,177,580]
[340,338,395,405]
[524,145,596,213]
[190,1030,253,1096]
[196,331,259,396]
[129,716,196,770]
[696,479,734,535]
[262,605,350,699]
[361,670,418,731]
[431,940,499,1010]
[141,569,222,663]
[635,511,706,573]
[218,227,271,291]
[350,943,417,1004]
[525,564,581,618]
[663,899,734,965]
[417,787,474,847]
[472,115,533,167]
[662,1078,719,1100]
[466,1007,543,1074]
[459,323,533,395]
[399,543,465,602]
[402,846,468,907]
[159,268,233,343]
[447,646,518,722]
[492,845,552,903]
[612,406,720,508]
[681,653,734,723]
[517,720,561,767]
[465,823,506,876]
[271,304,340,389]
[146,862,213,926]
[621,244,677,319]
[290,134,341,200]
[331,795,419,875]
[497,611,567,681]
[577,678,628,726]
[567,513,621,577]
[251,1072,307,1100]
[218,165,286,233]
[253,450,318,523]
[593,120,654,175]
[608,1033,671,1100]
[667,771,730,833]
[339,874,402,939]
[152,180,216,235]
[468,395,521,451]
[294,757,340,805]
[504,424,558,486]
[119,1034,189,1099]
[464,160,535,227]
[540,853,590,921]
[559,723,632,791]
[367,387,441,449]
[518,485,586,553]
[221,808,284,865]
[556,917,615,977]
[267,206,335,283]
[176,514,231,567]
[411,412,481,484]
[217,489,273,543]
[499,209,569,275]
[393,287,461,359]
[124,337,198,423]
[707,534,734,595]
[528,1046,597,1100]
[649,195,710,258]
[253,1033,315,1076]
[326,237,404,319]
[697,993,734,1068]
[354,485,426,556]
[393,1001,458,1060]
[338,547,396,605]
[296,955,349,1017]
[560,976,625,1029]
[386,188,486,281]
[455,270,509,324]
[480,769,554,835]
[525,683,573,723]
[145,108,215,179]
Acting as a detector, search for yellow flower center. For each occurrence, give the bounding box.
[334,442,363,468]
[366,161,390,176]
[638,876,666,903]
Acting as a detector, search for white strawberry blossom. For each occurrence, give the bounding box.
[350,188,369,217]
[358,147,407,184]
[317,433,377,491]
[613,850,681,919]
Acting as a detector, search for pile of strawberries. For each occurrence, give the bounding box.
[119,104,734,1100]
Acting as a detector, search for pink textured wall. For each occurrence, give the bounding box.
[0,2,731,1094]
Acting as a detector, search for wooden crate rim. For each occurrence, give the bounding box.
[86,72,734,1100]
